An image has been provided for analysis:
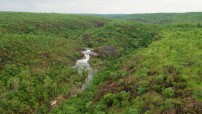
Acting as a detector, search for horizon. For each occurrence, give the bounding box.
[0,11,202,15]
[0,0,202,14]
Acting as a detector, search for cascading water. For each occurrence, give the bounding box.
[74,48,97,91]
[50,48,97,107]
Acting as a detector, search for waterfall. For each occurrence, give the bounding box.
[74,48,97,91]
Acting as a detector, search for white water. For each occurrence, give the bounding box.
[74,48,97,91]
[50,49,97,107]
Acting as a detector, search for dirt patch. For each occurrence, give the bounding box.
[94,79,122,101]
[180,97,202,113]
[96,46,118,58]
[162,97,202,113]
[162,109,177,114]
[0,50,5,69]
[94,76,136,102]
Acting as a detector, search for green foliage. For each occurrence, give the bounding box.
[0,12,202,114]
[193,85,202,101]
[102,91,130,107]
[127,108,139,114]
[153,85,162,92]
[134,67,149,77]
[162,87,175,98]
[162,98,181,110]
[137,80,149,94]
[106,12,202,24]
[155,75,164,84]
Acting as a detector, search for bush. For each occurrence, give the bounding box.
[153,84,162,92]
[162,87,175,98]
[137,86,146,94]
[162,98,181,110]
[155,75,164,84]
[94,103,107,113]
[135,67,149,77]
[127,108,139,114]
[102,93,116,107]
[193,86,202,101]
[3,64,21,77]
[137,80,149,94]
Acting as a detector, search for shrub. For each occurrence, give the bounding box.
[109,72,119,79]
[137,86,146,94]
[120,69,128,77]
[3,64,21,77]
[135,67,149,77]
[102,93,116,107]
[127,108,139,114]
[162,98,181,110]
[94,103,107,113]
[155,75,164,84]
[153,84,162,92]
[137,80,149,94]
[193,86,202,101]
[119,91,130,107]
[162,87,175,98]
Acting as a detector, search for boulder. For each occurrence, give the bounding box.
[96,46,117,58]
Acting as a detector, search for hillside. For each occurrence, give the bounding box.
[95,12,202,24]
[51,23,202,114]
[0,12,159,113]
[0,12,201,114]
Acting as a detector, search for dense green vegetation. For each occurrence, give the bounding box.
[95,12,202,24]
[0,12,201,114]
